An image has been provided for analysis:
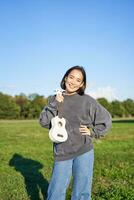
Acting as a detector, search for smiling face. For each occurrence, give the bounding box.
[65,69,84,95]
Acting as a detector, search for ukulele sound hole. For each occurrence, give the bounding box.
[57,134,63,138]
[58,121,63,127]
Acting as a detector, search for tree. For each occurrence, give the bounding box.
[28,93,39,101]
[14,94,30,119]
[122,98,134,117]
[111,100,125,117]
[0,93,20,119]
[28,95,48,118]
[97,98,112,114]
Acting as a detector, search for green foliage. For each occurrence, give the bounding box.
[0,92,48,119]
[111,100,125,117]
[97,98,112,113]
[15,94,30,119]
[0,119,134,200]
[0,92,134,119]
[29,95,48,119]
[0,93,20,119]
[123,99,134,116]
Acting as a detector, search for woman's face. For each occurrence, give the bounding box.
[65,69,84,94]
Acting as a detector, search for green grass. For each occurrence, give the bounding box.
[0,119,134,200]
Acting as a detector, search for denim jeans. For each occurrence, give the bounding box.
[47,149,94,200]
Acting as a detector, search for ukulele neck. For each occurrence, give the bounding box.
[57,102,63,118]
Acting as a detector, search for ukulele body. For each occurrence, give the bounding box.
[49,116,68,143]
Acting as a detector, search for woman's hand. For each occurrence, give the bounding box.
[56,92,64,103]
[79,125,91,136]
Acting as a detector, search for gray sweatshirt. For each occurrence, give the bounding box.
[39,93,112,161]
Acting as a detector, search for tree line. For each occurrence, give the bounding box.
[0,92,134,119]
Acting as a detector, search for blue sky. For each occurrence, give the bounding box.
[0,0,134,101]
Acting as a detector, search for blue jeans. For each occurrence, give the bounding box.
[47,149,94,200]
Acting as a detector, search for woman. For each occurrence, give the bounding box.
[39,66,112,200]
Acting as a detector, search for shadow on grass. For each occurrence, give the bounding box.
[112,119,134,123]
[9,153,49,200]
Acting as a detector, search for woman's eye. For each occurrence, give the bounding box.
[69,76,73,79]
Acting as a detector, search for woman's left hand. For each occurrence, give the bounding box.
[79,125,91,136]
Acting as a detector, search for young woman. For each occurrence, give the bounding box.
[39,66,112,200]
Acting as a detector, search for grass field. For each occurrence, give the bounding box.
[0,119,134,200]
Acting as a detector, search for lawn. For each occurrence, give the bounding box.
[0,119,134,200]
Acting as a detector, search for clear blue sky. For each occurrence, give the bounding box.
[0,0,134,101]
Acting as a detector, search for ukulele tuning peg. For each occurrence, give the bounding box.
[54,89,64,95]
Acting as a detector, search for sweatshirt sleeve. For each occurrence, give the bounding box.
[39,95,58,129]
[91,102,112,139]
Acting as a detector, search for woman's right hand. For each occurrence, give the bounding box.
[56,92,64,103]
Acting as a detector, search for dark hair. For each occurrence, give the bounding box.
[60,66,86,95]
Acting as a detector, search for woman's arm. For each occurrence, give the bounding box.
[91,103,112,138]
[39,95,58,129]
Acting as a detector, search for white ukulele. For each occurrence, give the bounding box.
[49,90,68,143]
[49,116,68,143]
